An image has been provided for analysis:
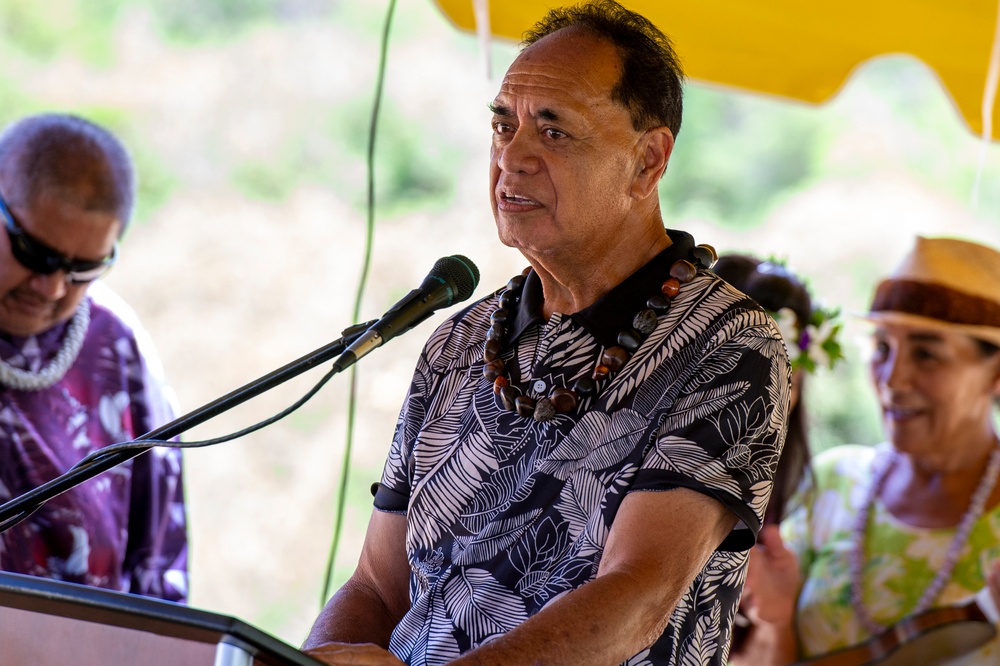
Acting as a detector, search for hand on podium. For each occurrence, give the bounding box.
[304,641,406,665]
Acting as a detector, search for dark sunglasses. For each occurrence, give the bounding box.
[0,191,117,284]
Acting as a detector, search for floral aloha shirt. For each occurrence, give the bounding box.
[374,230,790,666]
[0,282,187,601]
[783,443,1000,664]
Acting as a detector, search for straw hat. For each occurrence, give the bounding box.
[865,236,1000,348]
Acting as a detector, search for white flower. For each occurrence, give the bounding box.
[806,317,836,368]
[767,302,845,372]
[772,307,801,355]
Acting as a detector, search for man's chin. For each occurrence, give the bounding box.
[496,228,565,257]
[0,308,59,338]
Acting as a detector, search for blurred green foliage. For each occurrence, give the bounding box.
[325,95,460,214]
[232,147,312,203]
[0,75,42,126]
[663,55,1000,229]
[808,351,883,453]
[0,0,338,50]
[150,0,295,43]
[0,0,120,65]
[663,86,829,227]
[0,0,457,217]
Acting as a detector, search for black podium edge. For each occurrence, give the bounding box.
[0,571,324,666]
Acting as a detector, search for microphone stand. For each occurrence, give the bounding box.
[0,320,377,533]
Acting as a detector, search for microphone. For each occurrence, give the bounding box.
[331,255,480,373]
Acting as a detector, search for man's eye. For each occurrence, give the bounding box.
[493,122,513,134]
[544,128,566,139]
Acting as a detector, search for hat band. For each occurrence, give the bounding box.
[871,279,1000,327]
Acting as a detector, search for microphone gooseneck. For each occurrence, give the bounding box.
[331,255,480,373]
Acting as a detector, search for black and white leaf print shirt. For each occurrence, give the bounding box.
[373,230,790,666]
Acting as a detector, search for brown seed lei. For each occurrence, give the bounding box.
[484,243,718,422]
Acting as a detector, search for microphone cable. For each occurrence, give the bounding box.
[0,361,345,534]
[320,0,399,606]
[72,368,341,466]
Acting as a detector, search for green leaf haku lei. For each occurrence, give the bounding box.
[756,257,844,373]
[771,303,845,373]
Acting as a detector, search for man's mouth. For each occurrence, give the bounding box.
[500,192,540,206]
[8,290,55,314]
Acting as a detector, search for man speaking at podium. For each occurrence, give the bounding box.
[0,114,188,602]
[304,2,789,664]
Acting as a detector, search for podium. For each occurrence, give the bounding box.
[0,571,324,665]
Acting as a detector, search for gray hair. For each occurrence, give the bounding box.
[0,113,136,233]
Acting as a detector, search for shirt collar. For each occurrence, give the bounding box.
[506,229,697,349]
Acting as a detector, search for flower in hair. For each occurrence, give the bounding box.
[771,305,844,373]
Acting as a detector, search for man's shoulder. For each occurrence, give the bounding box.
[421,291,496,362]
[685,269,765,310]
[84,282,169,377]
[674,271,775,336]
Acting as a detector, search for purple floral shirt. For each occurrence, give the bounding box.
[0,282,188,602]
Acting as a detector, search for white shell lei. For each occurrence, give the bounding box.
[0,300,91,391]
[849,444,1000,635]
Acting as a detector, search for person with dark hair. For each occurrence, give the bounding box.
[731,237,1000,665]
[712,254,843,526]
[303,2,790,664]
[0,113,187,601]
[712,254,843,661]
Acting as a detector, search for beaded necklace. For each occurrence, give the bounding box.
[483,243,718,422]
[0,300,91,391]
[849,444,1000,634]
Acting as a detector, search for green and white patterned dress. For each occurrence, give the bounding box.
[783,444,1000,664]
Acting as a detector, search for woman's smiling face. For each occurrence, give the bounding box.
[870,322,1000,464]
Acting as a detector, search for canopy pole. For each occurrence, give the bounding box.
[972,0,1000,206]
[473,0,493,79]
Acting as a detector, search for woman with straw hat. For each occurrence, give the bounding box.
[733,236,1000,665]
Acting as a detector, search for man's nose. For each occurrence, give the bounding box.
[497,128,541,175]
[27,271,69,300]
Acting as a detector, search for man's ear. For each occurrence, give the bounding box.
[630,126,674,200]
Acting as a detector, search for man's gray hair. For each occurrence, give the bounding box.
[523,0,685,137]
[0,113,136,233]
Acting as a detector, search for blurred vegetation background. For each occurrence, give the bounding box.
[1,0,998,648]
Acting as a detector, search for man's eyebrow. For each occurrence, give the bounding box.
[489,102,512,117]
[537,108,560,122]
[487,103,563,123]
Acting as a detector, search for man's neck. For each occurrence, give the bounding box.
[529,226,672,318]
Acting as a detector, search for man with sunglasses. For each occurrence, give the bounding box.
[0,113,187,601]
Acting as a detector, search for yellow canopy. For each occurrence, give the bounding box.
[432,0,1000,137]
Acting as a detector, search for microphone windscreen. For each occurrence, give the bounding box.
[434,255,480,303]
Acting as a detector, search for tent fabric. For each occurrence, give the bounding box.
[432,0,1000,137]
